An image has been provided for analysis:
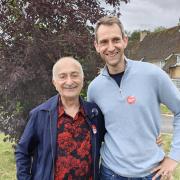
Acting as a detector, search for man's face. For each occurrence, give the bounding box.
[94,23,128,68]
[53,60,83,100]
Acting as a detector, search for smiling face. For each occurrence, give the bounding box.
[52,58,84,100]
[94,23,128,73]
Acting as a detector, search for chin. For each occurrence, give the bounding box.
[64,92,79,97]
[108,60,120,66]
[63,96,78,100]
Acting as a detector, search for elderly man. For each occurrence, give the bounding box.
[87,16,180,180]
[15,57,105,180]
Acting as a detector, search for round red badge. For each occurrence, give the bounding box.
[92,125,97,134]
[127,96,136,104]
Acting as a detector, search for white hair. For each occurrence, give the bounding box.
[52,57,84,80]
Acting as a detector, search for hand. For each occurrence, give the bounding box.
[156,133,163,146]
[151,157,178,180]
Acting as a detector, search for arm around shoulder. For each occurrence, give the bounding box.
[95,104,106,142]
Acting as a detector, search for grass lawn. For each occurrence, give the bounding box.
[160,104,172,115]
[0,133,180,179]
[0,134,16,180]
[162,134,180,179]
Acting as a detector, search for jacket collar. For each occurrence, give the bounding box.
[38,94,59,111]
[39,94,92,119]
[79,96,91,118]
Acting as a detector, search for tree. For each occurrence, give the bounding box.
[128,30,140,41]
[0,0,129,143]
[153,26,166,33]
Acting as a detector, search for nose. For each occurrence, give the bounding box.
[107,41,115,52]
[66,76,73,84]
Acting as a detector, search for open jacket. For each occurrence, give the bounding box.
[15,94,105,180]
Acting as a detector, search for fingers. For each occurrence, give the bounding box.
[151,165,162,173]
[156,133,163,145]
[152,157,177,180]
[152,170,173,180]
[156,138,163,145]
[152,171,162,180]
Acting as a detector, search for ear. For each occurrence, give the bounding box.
[52,79,57,90]
[123,36,128,49]
[94,40,100,53]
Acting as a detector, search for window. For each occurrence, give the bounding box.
[177,55,180,65]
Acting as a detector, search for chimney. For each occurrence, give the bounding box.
[140,31,148,42]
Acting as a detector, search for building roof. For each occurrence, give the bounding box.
[126,26,180,61]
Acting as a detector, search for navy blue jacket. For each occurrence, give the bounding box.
[15,94,105,180]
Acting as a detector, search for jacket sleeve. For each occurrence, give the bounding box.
[15,112,38,180]
[158,70,180,162]
[95,104,106,143]
[87,84,106,142]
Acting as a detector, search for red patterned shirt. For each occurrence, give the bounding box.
[54,102,92,180]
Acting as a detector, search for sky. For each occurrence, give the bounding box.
[107,0,180,32]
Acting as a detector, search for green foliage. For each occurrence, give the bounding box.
[15,101,23,114]
[153,26,166,33]
[160,104,172,114]
[0,0,129,143]
[0,105,25,143]
[80,88,87,100]
[80,80,92,100]
[128,30,140,41]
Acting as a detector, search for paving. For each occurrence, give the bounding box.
[161,114,173,134]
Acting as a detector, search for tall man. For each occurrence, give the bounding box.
[87,16,180,180]
[15,57,105,180]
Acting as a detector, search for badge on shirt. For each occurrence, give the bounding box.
[92,125,97,134]
[127,96,136,104]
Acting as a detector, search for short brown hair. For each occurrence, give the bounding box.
[95,16,126,42]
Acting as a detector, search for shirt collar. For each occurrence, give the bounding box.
[58,98,85,118]
[101,57,129,76]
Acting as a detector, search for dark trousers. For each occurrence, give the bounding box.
[100,165,161,180]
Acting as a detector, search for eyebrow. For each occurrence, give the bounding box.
[57,71,80,75]
[98,36,122,43]
[99,39,108,43]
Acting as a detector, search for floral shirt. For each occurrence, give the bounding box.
[54,103,92,180]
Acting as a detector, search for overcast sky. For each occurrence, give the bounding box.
[108,0,180,32]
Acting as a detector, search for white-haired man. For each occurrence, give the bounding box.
[15,57,105,180]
